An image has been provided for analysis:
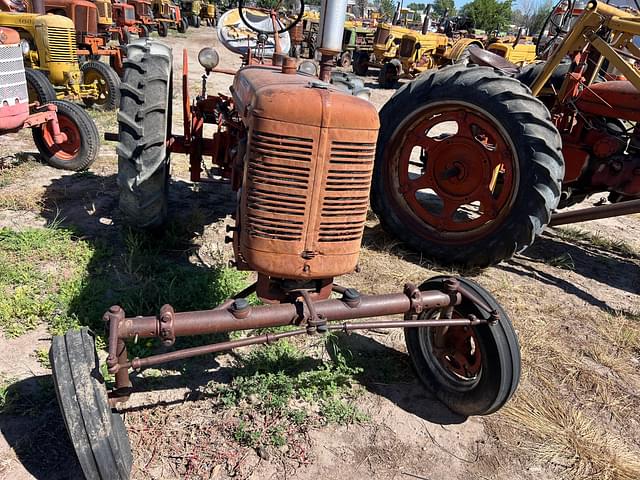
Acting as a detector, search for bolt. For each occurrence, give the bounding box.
[443,278,460,294]
[232,298,250,312]
[343,288,360,301]
[109,305,122,314]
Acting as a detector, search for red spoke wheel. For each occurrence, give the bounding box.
[405,276,521,417]
[372,65,564,268]
[32,100,99,171]
[50,328,132,480]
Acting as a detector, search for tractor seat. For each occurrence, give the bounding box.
[468,45,520,76]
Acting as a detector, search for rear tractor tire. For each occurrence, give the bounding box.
[81,61,121,111]
[32,100,99,171]
[372,64,564,268]
[50,327,133,480]
[117,40,173,228]
[405,276,520,417]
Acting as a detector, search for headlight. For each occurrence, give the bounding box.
[20,39,30,55]
[198,47,219,72]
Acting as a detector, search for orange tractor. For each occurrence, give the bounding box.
[372,0,640,268]
[49,2,521,478]
[0,26,99,170]
[127,0,158,36]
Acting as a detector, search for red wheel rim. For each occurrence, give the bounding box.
[41,114,81,161]
[387,102,519,241]
[429,324,482,380]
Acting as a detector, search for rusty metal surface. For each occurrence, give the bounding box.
[113,288,456,341]
[550,198,640,226]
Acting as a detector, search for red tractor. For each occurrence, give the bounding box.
[49,2,521,478]
[112,1,146,41]
[127,0,158,36]
[371,0,640,268]
[0,26,99,170]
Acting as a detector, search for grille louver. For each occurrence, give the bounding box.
[48,27,76,63]
[246,131,313,242]
[318,141,375,243]
[0,44,27,104]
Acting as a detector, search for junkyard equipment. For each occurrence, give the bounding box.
[199,0,215,26]
[128,0,158,36]
[151,0,186,35]
[0,10,121,110]
[180,0,201,27]
[0,26,99,170]
[48,1,521,478]
[372,0,640,268]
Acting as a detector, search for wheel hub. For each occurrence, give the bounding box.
[431,325,482,380]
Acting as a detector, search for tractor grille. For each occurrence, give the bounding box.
[374,27,390,46]
[318,141,375,243]
[47,27,77,63]
[246,131,314,242]
[97,2,112,20]
[0,43,27,104]
[399,37,415,58]
[74,5,98,34]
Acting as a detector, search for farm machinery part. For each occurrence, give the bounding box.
[0,26,99,170]
[112,0,147,41]
[372,0,640,268]
[50,1,521,478]
[0,10,121,110]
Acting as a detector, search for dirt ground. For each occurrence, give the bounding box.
[1,27,639,480]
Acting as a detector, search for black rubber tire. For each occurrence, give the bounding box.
[339,51,352,68]
[372,64,564,268]
[50,327,133,480]
[32,100,100,171]
[81,61,121,111]
[117,40,172,228]
[158,21,168,37]
[193,15,200,28]
[405,276,521,417]
[352,51,369,76]
[25,68,57,105]
[378,60,400,88]
[179,18,188,33]
[516,61,571,92]
[122,28,132,45]
[140,24,149,38]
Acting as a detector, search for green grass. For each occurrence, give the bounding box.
[555,227,639,259]
[213,340,368,448]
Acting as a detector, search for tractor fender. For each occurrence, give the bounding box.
[447,38,483,61]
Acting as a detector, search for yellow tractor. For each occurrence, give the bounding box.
[352,21,413,76]
[0,11,120,109]
[486,29,537,66]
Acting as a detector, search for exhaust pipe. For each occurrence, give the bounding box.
[422,4,433,34]
[392,2,400,24]
[318,0,348,81]
[31,0,45,14]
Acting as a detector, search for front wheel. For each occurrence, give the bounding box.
[177,18,187,33]
[339,51,352,68]
[50,328,133,480]
[378,60,400,88]
[25,68,57,106]
[32,100,99,171]
[139,24,149,38]
[81,61,121,111]
[352,51,369,76]
[405,276,520,417]
[158,21,168,37]
[193,15,200,28]
[372,64,564,268]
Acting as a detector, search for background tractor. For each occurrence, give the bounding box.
[128,0,158,36]
[151,0,187,35]
[48,1,521,478]
[0,26,99,170]
[199,0,215,26]
[112,0,146,41]
[0,9,121,110]
[338,19,375,68]
[352,19,412,76]
[372,0,640,268]
[179,0,201,27]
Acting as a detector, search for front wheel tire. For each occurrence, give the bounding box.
[81,61,121,111]
[405,276,521,417]
[32,100,100,171]
[50,328,133,480]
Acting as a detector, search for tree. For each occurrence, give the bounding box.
[461,0,512,32]
[407,2,426,11]
[378,0,396,19]
[511,0,553,34]
[433,0,456,18]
